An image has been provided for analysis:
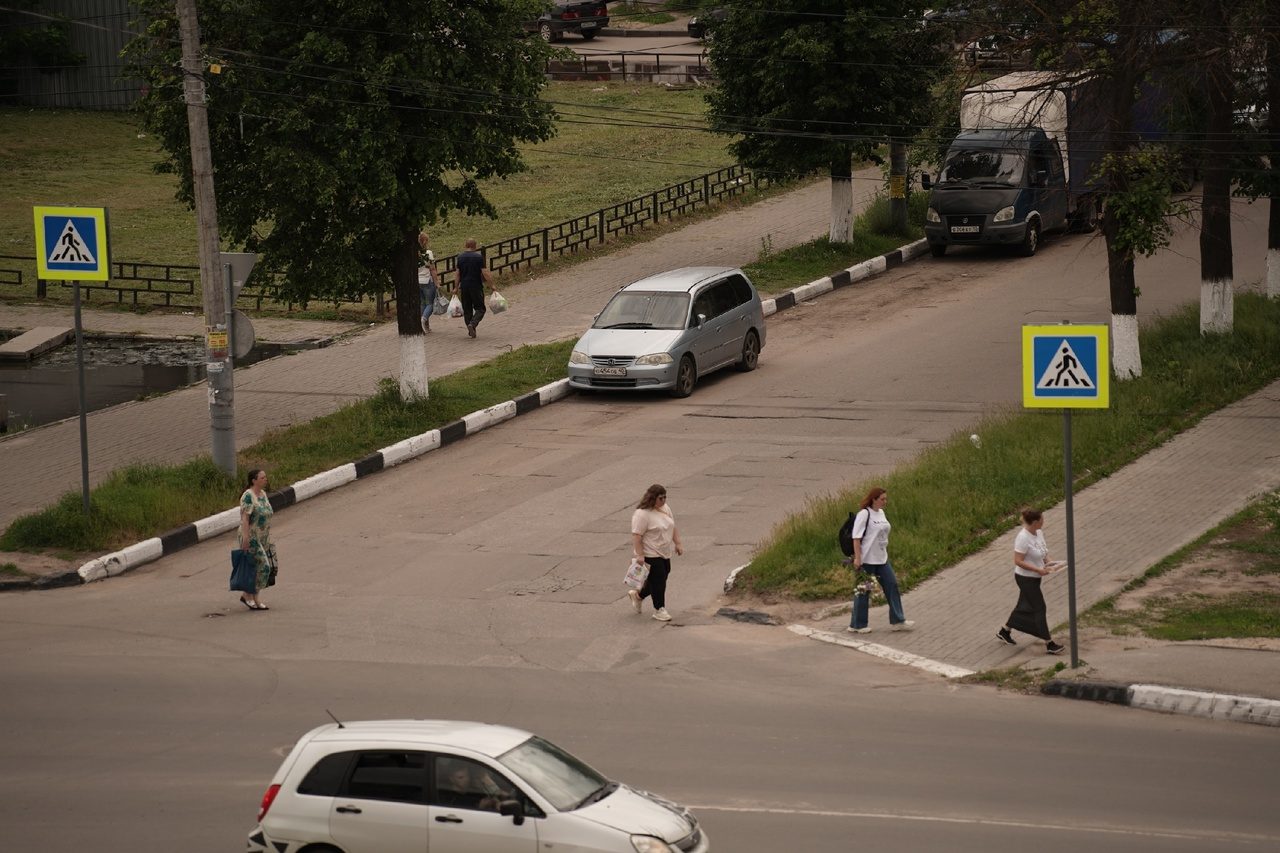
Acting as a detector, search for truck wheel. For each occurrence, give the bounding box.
[1070,198,1098,233]
[1018,220,1040,257]
[929,243,946,258]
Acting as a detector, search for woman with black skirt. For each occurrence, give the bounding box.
[997,508,1066,654]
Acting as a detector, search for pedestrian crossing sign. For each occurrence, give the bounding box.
[34,205,110,281]
[1022,324,1109,409]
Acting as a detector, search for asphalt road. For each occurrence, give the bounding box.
[2,202,1277,851]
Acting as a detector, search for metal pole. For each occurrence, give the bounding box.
[1064,408,1079,667]
[73,281,90,515]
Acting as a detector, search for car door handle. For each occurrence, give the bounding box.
[435,815,463,823]
[336,805,363,814]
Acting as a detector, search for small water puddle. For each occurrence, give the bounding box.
[0,334,281,431]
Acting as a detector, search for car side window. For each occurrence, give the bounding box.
[433,756,523,814]
[342,751,428,804]
[727,274,753,308]
[298,751,356,796]
[691,289,715,325]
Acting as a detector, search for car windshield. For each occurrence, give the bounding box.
[593,290,689,330]
[497,736,609,812]
[939,147,1025,185]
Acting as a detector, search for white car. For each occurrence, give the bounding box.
[247,719,709,853]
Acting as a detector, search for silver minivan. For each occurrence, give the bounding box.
[567,267,766,397]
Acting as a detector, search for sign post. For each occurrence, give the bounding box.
[1022,323,1110,668]
[34,205,111,515]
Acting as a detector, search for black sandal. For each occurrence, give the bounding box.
[239,596,256,611]
[254,603,269,611]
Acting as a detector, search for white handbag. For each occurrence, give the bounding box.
[623,558,649,589]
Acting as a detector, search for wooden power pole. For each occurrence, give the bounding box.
[176,0,236,476]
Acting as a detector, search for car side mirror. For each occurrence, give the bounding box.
[921,173,932,190]
[499,799,524,825]
[695,312,707,327]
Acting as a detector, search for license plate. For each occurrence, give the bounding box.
[593,366,626,377]
[581,21,597,28]
[950,225,980,234]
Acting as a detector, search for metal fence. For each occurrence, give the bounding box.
[0,163,772,312]
[545,51,712,84]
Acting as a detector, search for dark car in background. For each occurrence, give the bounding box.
[526,1,609,42]
[687,7,727,40]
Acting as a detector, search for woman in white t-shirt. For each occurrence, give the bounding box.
[997,508,1065,654]
[629,483,683,622]
[417,231,439,333]
[847,486,914,633]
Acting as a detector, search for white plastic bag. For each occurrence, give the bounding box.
[448,294,463,318]
[623,558,649,590]
[487,290,508,314]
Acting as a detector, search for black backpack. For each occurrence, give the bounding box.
[837,510,863,557]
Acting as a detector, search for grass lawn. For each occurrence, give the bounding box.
[739,292,1280,601]
[0,82,736,298]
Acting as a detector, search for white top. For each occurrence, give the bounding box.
[851,508,890,564]
[418,249,436,285]
[1013,527,1048,578]
[631,504,677,559]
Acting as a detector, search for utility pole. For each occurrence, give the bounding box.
[177,0,236,476]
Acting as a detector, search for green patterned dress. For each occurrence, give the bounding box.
[240,489,275,592]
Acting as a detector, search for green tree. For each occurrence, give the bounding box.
[703,0,946,243]
[125,0,556,398]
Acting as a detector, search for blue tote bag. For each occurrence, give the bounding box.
[229,549,257,593]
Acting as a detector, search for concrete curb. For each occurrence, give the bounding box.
[1043,679,1280,727]
[788,624,975,679]
[31,236,930,589]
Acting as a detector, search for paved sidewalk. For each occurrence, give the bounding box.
[806,378,1280,703]
[0,175,855,529]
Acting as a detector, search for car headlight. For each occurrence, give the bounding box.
[634,353,673,366]
[926,207,941,223]
[993,205,1015,222]
[631,837,676,853]
[569,350,591,365]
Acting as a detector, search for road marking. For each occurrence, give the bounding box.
[788,624,974,678]
[689,803,1280,844]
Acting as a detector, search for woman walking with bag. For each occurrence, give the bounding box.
[236,469,277,611]
[997,508,1066,654]
[847,486,914,634]
[628,484,683,622]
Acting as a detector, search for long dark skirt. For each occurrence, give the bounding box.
[1006,573,1050,640]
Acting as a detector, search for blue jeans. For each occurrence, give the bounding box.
[850,560,907,629]
[420,281,438,319]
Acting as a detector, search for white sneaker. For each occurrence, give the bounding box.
[627,588,641,614]
[846,627,871,634]
[652,608,672,622]
[891,620,916,631]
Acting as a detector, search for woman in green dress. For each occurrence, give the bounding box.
[237,469,276,611]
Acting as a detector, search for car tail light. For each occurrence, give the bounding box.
[563,10,579,19]
[595,5,606,14]
[257,784,281,821]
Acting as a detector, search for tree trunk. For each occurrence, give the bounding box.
[829,148,853,243]
[889,141,908,233]
[1103,212,1142,379]
[1199,0,1234,333]
[1268,0,1280,298]
[395,229,428,401]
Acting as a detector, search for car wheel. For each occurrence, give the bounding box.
[580,30,598,41]
[929,243,947,258]
[539,22,555,42]
[736,330,760,372]
[671,356,696,398]
[1018,219,1040,257]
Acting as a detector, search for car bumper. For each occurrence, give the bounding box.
[567,361,677,391]
[925,220,1025,247]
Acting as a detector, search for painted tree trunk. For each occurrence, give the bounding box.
[1269,198,1280,299]
[1268,0,1280,299]
[395,230,428,400]
[1199,0,1234,334]
[1104,214,1142,379]
[889,141,908,233]
[829,149,853,243]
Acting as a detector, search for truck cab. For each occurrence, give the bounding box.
[923,128,1069,257]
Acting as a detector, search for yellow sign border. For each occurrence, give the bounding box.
[1022,324,1110,409]
[33,205,110,281]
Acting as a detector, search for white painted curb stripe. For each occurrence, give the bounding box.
[791,278,834,303]
[463,400,517,434]
[537,377,571,405]
[291,463,357,503]
[194,507,240,539]
[788,624,975,679]
[1130,684,1280,726]
[78,537,163,583]
[380,430,442,468]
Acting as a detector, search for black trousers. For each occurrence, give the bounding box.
[460,285,486,329]
[1006,573,1051,640]
[639,557,671,609]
